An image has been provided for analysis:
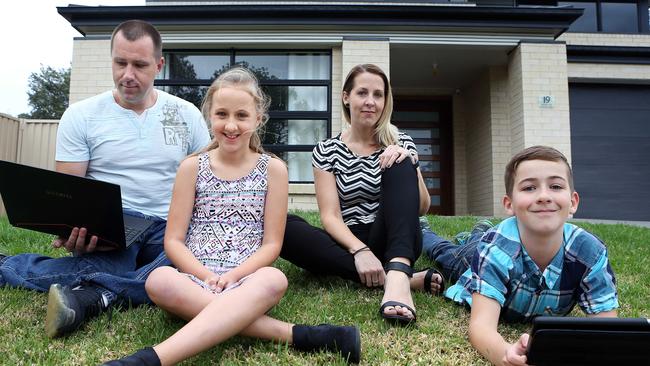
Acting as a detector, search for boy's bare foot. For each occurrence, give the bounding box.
[411,269,444,296]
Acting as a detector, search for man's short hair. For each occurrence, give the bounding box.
[111,20,162,58]
[504,145,574,196]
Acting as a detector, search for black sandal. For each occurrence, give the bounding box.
[379,262,416,325]
[423,268,445,296]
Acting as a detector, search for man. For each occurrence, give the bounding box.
[0,20,211,338]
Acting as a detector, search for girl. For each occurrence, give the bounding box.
[280,64,444,325]
[103,68,360,365]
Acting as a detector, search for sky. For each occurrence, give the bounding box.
[0,0,144,117]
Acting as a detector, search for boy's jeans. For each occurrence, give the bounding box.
[422,228,483,284]
[0,209,170,307]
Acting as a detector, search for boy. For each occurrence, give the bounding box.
[422,145,618,366]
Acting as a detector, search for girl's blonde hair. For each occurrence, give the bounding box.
[341,64,398,147]
[199,67,271,154]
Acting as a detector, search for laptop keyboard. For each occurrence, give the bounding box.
[124,226,141,243]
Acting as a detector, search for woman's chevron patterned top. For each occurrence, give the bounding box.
[185,152,269,275]
[312,132,418,226]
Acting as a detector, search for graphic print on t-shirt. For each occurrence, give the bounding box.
[160,101,190,150]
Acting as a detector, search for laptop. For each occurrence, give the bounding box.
[527,316,650,365]
[0,160,155,249]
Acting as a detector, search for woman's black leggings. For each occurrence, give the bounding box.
[280,160,422,283]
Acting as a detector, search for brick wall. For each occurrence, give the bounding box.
[461,71,494,216]
[559,33,650,47]
[452,95,468,214]
[568,63,650,81]
[507,42,572,166]
[489,66,511,216]
[69,39,112,104]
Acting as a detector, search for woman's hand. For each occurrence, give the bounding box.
[205,272,240,293]
[353,250,385,287]
[378,145,417,170]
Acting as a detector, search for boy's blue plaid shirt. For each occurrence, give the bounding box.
[445,217,619,323]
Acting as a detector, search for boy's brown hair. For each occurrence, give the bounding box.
[504,145,574,196]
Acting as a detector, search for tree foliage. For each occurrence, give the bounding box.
[20,65,70,119]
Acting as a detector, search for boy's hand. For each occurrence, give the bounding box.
[502,333,530,366]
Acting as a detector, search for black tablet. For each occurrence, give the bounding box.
[526,316,650,366]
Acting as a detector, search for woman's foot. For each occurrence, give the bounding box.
[411,268,444,296]
[380,264,416,324]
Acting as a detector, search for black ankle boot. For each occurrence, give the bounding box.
[293,324,361,364]
[101,347,161,366]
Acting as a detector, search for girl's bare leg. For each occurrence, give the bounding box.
[146,266,290,365]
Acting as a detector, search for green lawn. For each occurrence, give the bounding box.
[1,213,649,365]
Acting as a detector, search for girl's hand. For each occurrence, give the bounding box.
[378,145,416,170]
[502,333,530,366]
[353,250,385,287]
[206,272,240,293]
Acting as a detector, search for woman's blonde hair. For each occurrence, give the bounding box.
[341,64,398,147]
[199,67,271,154]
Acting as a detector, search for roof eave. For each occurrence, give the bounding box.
[58,4,582,39]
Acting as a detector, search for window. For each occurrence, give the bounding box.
[601,2,639,33]
[558,0,641,33]
[156,51,331,182]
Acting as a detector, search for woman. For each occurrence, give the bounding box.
[281,64,444,324]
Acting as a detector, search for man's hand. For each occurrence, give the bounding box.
[52,227,100,254]
[502,333,530,366]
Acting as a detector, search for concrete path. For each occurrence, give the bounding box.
[571,218,650,228]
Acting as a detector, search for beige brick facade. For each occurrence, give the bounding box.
[452,94,468,215]
[568,63,650,81]
[66,32,643,217]
[458,71,493,216]
[507,42,572,167]
[559,33,650,47]
[454,42,572,216]
[69,39,113,104]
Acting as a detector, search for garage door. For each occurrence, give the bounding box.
[569,83,650,221]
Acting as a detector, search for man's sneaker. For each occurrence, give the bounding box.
[419,216,432,233]
[45,283,109,338]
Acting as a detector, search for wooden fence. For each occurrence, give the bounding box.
[0,113,59,216]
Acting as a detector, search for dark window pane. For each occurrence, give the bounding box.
[261,119,328,145]
[601,3,638,33]
[163,54,230,80]
[264,86,328,111]
[157,85,208,111]
[235,52,330,80]
[559,2,598,32]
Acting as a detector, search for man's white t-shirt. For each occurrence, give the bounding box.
[56,90,211,219]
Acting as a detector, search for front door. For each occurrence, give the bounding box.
[393,97,453,215]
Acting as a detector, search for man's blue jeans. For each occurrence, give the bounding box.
[422,228,482,284]
[0,209,170,307]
